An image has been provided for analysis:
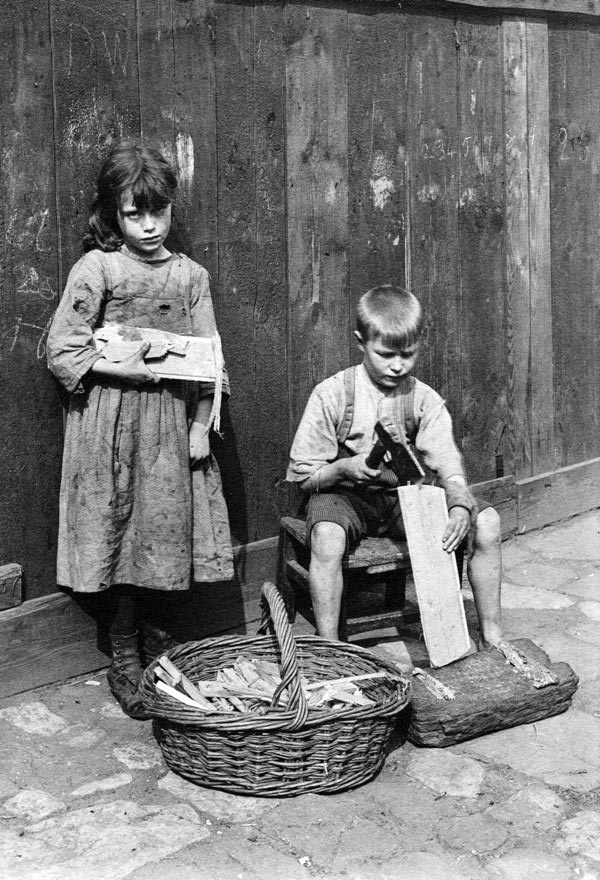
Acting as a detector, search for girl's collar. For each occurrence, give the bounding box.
[119,244,175,265]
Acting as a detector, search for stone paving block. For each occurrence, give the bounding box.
[485,784,565,834]
[485,847,576,880]
[113,742,163,770]
[405,751,485,798]
[158,771,279,822]
[2,789,65,821]
[0,800,207,880]
[460,709,600,792]
[500,582,574,610]
[127,826,313,880]
[567,620,600,648]
[578,602,600,622]
[556,810,600,862]
[503,562,580,593]
[70,772,133,798]
[63,727,106,748]
[572,676,600,714]
[523,515,600,561]
[0,702,67,736]
[329,818,400,872]
[340,850,476,880]
[265,791,364,867]
[438,813,509,854]
[532,631,600,677]
[559,570,600,601]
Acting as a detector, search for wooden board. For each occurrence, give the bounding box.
[405,12,462,437]
[0,1,64,597]
[397,484,471,667]
[286,3,350,429]
[93,324,220,381]
[347,3,408,337]
[456,11,508,482]
[549,18,600,468]
[406,638,579,747]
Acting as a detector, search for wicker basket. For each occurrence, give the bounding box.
[138,582,411,797]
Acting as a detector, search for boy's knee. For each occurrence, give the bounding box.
[310,521,346,562]
[474,506,501,550]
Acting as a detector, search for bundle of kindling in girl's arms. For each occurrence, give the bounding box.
[93,323,224,383]
[153,654,389,713]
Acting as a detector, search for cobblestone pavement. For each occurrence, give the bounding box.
[1,511,600,880]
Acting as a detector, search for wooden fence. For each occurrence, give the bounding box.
[1,0,600,617]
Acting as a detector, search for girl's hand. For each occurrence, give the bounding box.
[189,421,210,464]
[441,507,470,553]
[92,342,160,386]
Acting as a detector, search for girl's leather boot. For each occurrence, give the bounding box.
[107,631,150,719]
[142,621,179,666]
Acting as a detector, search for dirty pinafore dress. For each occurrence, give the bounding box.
[46,247,234,593]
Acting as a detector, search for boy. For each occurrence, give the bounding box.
[286,284,502,647]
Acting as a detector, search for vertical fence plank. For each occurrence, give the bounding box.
[253,4,290,532]
[51,0,141,285]
[0,2,63,596]
[504,17,531,477]
[214,0,256,543]
[285,3,349,431]
[504,17,554,480]
[525,18,554,472]
[549,18,598,466]
[137,0,219,276]
[214,2,288,542]
[456,12,508,482]
[405,11,462,430]
[347,3,408,353]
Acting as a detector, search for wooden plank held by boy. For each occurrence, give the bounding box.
[397,483,471,668]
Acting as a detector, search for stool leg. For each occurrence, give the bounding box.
[384,568,407,610]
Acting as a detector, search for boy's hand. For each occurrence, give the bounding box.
[189,422,210,464]
[442,507,470,553]
[342,453,381,485]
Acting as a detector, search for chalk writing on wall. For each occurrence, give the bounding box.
[2,314,54,360]
[557,126,591,163]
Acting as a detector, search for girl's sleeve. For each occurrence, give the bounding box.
[189,262,230,399]
[46,252,106,393]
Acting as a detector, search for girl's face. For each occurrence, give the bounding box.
[117,189,172,260]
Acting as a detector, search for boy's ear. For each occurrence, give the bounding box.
[353,330,364,347]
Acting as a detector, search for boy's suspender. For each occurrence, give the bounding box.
[336,366,418,446]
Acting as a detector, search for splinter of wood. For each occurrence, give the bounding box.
[495,640,559,688]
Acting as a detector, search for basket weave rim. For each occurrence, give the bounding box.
[139,632,411,730]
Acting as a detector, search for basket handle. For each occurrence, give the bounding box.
[259,582,310,731]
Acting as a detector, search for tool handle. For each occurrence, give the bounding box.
[365,439,386,469]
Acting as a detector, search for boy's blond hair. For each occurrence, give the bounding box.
[356,284,422,347]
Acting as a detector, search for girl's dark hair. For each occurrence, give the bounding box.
[84,140,178,252]
[356,284,423,347]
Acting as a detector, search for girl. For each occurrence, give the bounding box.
[47,141,233,717]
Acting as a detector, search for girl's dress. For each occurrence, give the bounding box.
[47,247,234,593]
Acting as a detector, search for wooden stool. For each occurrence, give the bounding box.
[277,516,421,641]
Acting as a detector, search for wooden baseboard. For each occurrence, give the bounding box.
[0,538,279,700]
[516,456,600,534]
[2,462,599,698]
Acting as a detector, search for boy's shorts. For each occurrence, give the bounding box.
[305,489,487,557]
[305,489,406,553]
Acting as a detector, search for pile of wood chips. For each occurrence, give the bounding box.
[153,654,385,714]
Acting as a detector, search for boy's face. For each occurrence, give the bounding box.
[355,332,420,390]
